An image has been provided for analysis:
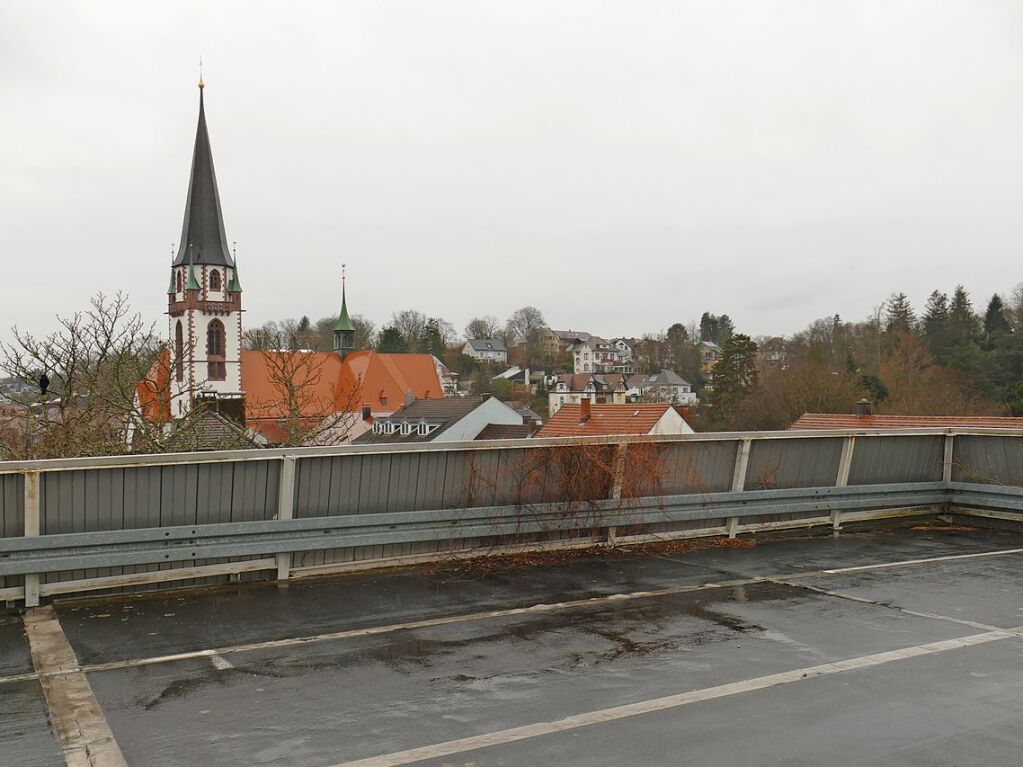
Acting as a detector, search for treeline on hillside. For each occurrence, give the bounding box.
[702,286,1023,431]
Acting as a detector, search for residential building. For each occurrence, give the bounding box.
[625,371,697,405]
[571,336,634,374]
[462,338,507,364]
[699,340,723,386]
[548,373,627,415]
[357,395,524,443]
[536,400,694,438]
[541,328,591,356]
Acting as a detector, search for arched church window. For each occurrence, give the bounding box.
[174,321,184,382]
[175,270,183,293]
[206,320,224,356]
[209,269,221,291]
[206,320,226,380]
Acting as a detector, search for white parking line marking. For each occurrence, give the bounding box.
[2,544,1022,687]
[821,547,1023,574]
[23,606,128,767]
[327,627,1022,767]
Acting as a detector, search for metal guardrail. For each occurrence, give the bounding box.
[1,429,1022,606]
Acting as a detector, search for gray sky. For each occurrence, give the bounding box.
[3,2,1022,342]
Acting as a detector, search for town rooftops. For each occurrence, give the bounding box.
[466,338,506,352]
[790,413,1023,431]
[536,402,683,438]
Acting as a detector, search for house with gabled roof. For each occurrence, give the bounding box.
[462,338,507,364]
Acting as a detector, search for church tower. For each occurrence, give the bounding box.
[333,265,356,358]
[167,78,245,420]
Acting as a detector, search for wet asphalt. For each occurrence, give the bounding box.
[5,525,1023,766]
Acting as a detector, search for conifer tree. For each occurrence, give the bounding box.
[921,290,949,357]
[983,294,1012,340]
[884,292,916,335]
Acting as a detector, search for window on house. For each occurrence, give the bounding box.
[418,422,431,436]
[209,269,221,291]
[400,421,413,436]
[174,321,184,382]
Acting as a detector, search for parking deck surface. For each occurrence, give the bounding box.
[5,524,1023,766]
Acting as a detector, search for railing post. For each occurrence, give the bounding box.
[942,433,955,484]
[23,470,40,607]
[731,439,751,492]
[276,457,296,581]
[831,435,857,535]
[728,439,752,537]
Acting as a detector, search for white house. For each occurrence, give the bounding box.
[463,338,507,364]
[548,373,627,415]
[625,371,697,406]
[572,337,633,374]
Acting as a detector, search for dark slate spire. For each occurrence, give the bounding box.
[173,81,235,267]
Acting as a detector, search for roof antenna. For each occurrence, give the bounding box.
[198,56,205,89]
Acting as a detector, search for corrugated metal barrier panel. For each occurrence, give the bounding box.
[746,438,844,490]
[953,435,1023,486]
[848,436,944,485]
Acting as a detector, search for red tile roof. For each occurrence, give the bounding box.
[139,351,442,444]
[790,413,1023,430]
[245,350,442,440]
[537,403,673,438]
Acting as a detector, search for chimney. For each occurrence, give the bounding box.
[404,391,415,408]
[580,398,592,422]
[361,404,372,421]
[856,398,872,417]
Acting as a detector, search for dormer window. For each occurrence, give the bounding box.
[417,422,431,436]
[400,421,413,436]
[384,422,397,435]
[209,269,222,291]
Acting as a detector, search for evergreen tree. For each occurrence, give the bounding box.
[699,313,735,346]
[709,333,758,427]
[884,292,916,335]
[376,326,409,353]
[921,290,949,357]
[947,285,980,346]
[983,294,1012,340]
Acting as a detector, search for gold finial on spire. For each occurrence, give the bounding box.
[198,56,205,89]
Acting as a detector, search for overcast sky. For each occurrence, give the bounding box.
[3,2,1022,343]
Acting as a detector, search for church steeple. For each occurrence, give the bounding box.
[334,265,356,358]
[173,80,234,268]
[166,77,245,422]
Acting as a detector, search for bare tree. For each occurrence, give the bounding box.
[391,309,429,353]
[0,292,222,458]
[505,306,546,362]
[465,315,501,340]
[244,333,363,446]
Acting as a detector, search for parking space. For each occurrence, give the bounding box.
[4,524,1023,766]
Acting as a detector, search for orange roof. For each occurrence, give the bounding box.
[790,413,1023,430]
[537,403,673,438]
[244,350,442,434]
